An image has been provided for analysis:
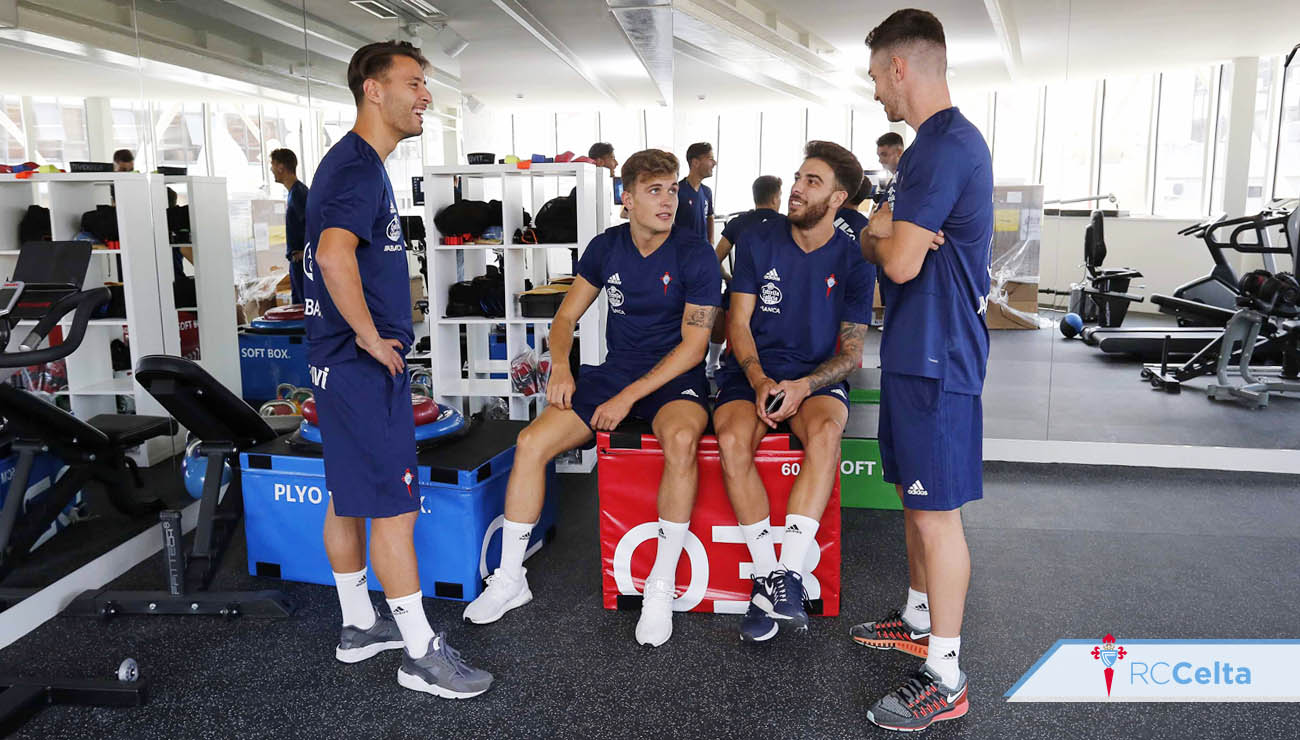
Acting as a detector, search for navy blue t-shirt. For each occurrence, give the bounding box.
[721,207,781,247]
[304,132,414,367]
[674,179,713,240]
[880,107,992,395]
[576,223,721,368]
[724,218,874,377]
[285,180,309,259]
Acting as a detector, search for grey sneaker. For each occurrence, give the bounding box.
[397,633,494,699]
[335,610,405,664]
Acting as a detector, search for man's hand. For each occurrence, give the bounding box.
[590,392,634,431]
[357,334,405,376]
[547,365,576,409]
[931,230,945,250]
[291,250,304,263]
[867,202,894,239]
[753,376,781,428]
[769,378,811,423]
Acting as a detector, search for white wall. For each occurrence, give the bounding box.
[1038,215,1288,313]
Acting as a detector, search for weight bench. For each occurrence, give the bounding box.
[65,355,295,619]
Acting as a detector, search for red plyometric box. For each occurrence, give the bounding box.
[597,432,840,617]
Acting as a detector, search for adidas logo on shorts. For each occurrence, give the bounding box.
[763,268,781,281]
[832,388,847,398]
[907,480,929,496]
[608,272,622,285]
[681,388,699,397]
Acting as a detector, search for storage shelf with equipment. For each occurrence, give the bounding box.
[0,172,180,464]
[422,163,611,472]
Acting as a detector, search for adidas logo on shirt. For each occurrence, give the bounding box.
[608,272,622,285]
[681,388,699,397]
[907,480,929,497]
[763,268,781,281]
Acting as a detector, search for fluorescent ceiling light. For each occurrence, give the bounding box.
[397,0,443,16]
[350,1,399,20]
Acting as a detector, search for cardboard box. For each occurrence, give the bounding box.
[410,275,426,323]
[986,280,1040,330]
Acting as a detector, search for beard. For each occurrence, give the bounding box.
[788,193,832,229]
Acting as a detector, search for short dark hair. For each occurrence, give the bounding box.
[876,132,904,149]
[588,142,614,160]
[685,142,713,163]
[112,148,133,164]
[270,148,298,172]
[347,40,431,106]
[847,177,873,207]
[621,149,679,191]
[865,9,946,54]
[803,140,863,197]
[752,175,782,206]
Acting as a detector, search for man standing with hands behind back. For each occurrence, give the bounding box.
[852,8,992,732]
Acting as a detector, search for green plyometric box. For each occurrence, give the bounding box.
[840,402,898,510]
[848,367,881,405]
[840,438,899,510]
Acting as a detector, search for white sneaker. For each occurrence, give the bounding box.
[635,576,676,647]
[462,568,532,625]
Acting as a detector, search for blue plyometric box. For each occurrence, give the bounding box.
[0,451,79,552]
[238,328,310,403]
[238,420,557,602]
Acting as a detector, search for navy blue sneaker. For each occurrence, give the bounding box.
[768,569,808,632]
[739,575,778,643]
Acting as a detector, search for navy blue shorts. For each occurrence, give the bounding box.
[570,362,710,428]
[878,372,982,511]
[312,357,420,518]
[713,365,850,410]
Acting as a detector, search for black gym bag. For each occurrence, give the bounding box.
[534,195,577,244]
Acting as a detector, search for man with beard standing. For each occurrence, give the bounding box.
[712,141,874,643]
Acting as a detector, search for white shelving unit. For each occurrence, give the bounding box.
[422,163,611,472]
[0,172,182,465]
[158,175,240,397]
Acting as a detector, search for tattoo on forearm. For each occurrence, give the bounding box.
[739,355,760,375]
[684,305,720,330]
[806,322,868,391]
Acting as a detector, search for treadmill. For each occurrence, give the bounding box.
[1080,209,1294,359]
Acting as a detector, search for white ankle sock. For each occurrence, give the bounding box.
[707,342,723,368]
[777,514,820,575]
[499,518,534,580]
[332,568,376,629]
[385,591,437,658]
[740,517,779,576]
[647,518,689,584]
[903,587,931,631]
[926,634,961,688]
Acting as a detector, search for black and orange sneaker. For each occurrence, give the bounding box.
[867,666,969,732]
[849,608,930,657]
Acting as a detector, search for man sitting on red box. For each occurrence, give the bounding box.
[713,141,874,643]
[462,149,722,648]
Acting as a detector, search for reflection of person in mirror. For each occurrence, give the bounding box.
[112,148,134,172]
[872,132,904,210]
[270,148,309,305]
[853,8,993,733]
